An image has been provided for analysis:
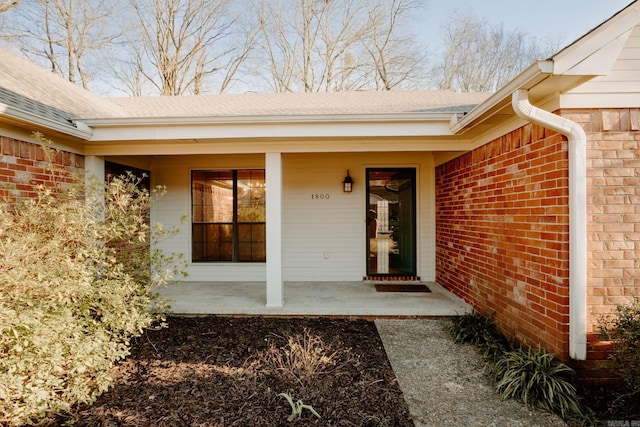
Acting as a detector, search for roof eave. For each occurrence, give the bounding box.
[450,60,555,134]
[0,102,93,139]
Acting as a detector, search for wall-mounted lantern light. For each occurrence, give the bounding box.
[343,170,353,193]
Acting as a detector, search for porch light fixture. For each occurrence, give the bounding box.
[343,170,353,193]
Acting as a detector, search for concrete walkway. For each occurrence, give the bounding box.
[375,319,567,427]
[158,281,470,317]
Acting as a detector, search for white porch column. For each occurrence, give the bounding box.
[84,155,105,188]
[265,152,284,307]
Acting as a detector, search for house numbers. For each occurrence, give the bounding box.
[311,193,330,200]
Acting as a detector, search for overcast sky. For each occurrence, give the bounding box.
[414,0,633,54]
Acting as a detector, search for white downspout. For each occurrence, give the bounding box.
[512,89,587,360]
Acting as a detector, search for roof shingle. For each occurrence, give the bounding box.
[0,47,490,123]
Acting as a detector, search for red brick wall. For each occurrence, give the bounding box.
[436,108,640,367]
[0,135,84,201]
[436,123,571,358]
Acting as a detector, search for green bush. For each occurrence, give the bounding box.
[0,136,185,425]
[449,311,588,421]
[492,346,585,419]
[448,311,511,358]
[599,298,640,414]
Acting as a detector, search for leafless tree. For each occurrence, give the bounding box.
[430,11,559,93]
[252,0,427,92]
[363,0,425,90]
[0,0,121,90]
[119,0,254,96]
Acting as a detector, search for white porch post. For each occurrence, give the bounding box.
[265,152,284,307]
[84,155,105,187]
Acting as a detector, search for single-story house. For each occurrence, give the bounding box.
[1,1,639,378]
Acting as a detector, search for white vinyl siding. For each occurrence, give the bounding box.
[151,151,436,282]
[282,152,435,281]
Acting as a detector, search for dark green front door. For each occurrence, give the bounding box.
[366,168,416,277]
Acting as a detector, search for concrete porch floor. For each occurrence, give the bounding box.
[157,281,471,317]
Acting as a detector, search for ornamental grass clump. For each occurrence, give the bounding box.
[0,134,185,426]
[449,311,588,421]
[448,311,511,358]
[259,328,344,385]
[491,346,585,419]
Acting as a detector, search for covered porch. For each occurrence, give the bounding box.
[157,281,470,316]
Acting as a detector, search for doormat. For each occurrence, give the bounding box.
[374,284,431,293]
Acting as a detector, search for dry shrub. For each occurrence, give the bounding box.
[257,329,347,385]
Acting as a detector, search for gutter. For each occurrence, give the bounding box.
[451,61,554,134]
[81,112,457,128]
[0,102,93,140]
[512,89,587,360]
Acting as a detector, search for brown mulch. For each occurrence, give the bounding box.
[67,316,414,426]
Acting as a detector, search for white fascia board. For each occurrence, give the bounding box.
[450,61,554,134]
[0,102,93,140]
[82,112,454,127]
[84,112,457,142]
[553,3,639,75]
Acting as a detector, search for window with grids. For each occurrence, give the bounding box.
[191,170,266,262]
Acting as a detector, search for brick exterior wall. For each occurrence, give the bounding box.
[566,109,640,383]
[436,123,571,357]
[436,107,640,371]
[0,135,84,201]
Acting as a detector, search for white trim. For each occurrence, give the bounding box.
[0,102,93,140]
[84,139,478,157]
[82,112,456,127]
[266,152,284,307]
[511,90,587,361]
[85,120,456,142]
[553,2,640,75]
[450,61,554,134]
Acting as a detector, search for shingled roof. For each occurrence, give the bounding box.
[0,47,490,128]
[0,48,126,122]
[109,90,490,119]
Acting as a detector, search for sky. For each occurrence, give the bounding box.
[414,0,634,55]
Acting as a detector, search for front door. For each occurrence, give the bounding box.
[366,168,416,277]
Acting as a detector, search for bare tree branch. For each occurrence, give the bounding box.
[0,0,21,13]
[430,10,559,92]
[125,0,252,96]
[0,0,122,90]
[252,0,426,92]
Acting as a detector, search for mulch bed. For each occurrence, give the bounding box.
[66,316,414,426]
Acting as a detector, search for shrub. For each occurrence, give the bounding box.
[492,346,585,419]
[449,311,588,421]
[599,298,640,414]
[0,135,185,425]
[258,329,343,385]
[448,311,511,358]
